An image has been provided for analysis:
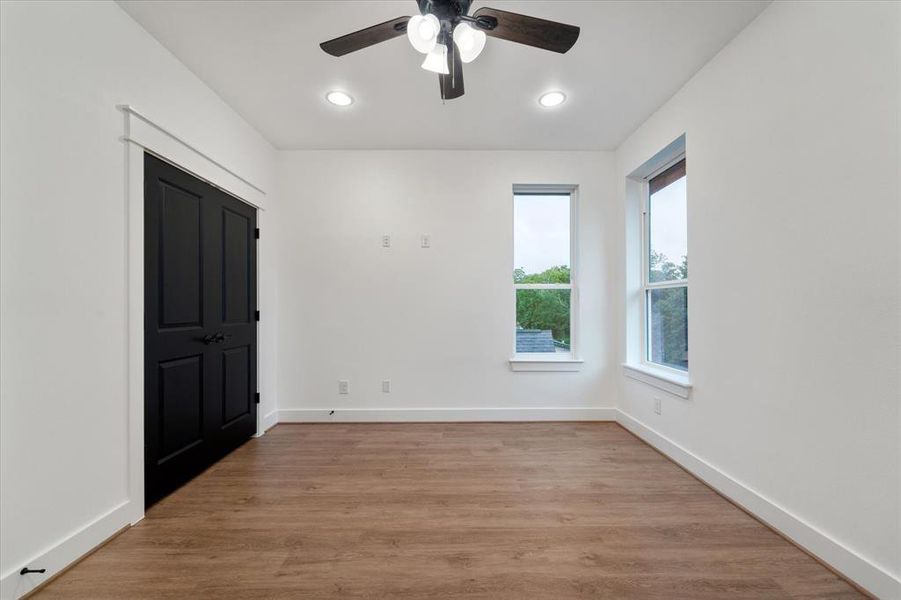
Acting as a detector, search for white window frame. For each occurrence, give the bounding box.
[640,154,689,376]
[509,184,583,372]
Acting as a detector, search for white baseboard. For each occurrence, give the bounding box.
[0,500,133,600]
[277,407,617,423]
[615,409,900,600]
[254,409,279,437]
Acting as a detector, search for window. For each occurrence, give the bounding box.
[643,158,688,371]
[512,187,578,362]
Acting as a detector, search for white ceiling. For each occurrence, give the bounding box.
[118,0,769,150]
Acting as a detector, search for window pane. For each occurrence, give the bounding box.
[514,194,570,284]
[647,287,688,370]
[516,289,571,353]
[648,169,687,283]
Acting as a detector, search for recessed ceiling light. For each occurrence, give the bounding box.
[538,91,566,108]
[326,91,354,107]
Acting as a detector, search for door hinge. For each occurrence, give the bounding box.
[255,310,260,321]
[255,228,260,240]
[255,392,260,404]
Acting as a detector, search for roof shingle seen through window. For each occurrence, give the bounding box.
[516,329,557,353]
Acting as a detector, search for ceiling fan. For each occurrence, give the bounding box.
[320,0,580,101]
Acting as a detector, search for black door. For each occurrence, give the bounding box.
[144,153,257,506]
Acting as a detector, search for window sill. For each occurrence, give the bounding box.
[510,356,584,372]
[622,363,691,398]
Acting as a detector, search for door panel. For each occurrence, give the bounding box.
[158,355,204,461]
[222,208,251,324]
[222,345,251,425]
[159,183,203,328]
[145,153,257,506]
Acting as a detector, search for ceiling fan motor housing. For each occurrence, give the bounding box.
[417,0,473,23]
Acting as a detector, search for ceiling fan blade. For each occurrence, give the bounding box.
[320,16,411,57]
[472,7,579,54]
[439,41,464,100]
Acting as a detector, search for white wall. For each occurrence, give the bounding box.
[615,1,900,596]
[0,2,277,597]
[275,151,617,420]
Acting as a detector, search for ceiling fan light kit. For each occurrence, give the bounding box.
[320,0,580,101]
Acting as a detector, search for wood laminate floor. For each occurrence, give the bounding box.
[34,423,863,599]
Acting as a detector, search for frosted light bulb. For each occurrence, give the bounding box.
[453,22,486,63]
[407,14,440,54]
[421,44,449,74]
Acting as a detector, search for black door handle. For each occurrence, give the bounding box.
[198,332,232,345]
